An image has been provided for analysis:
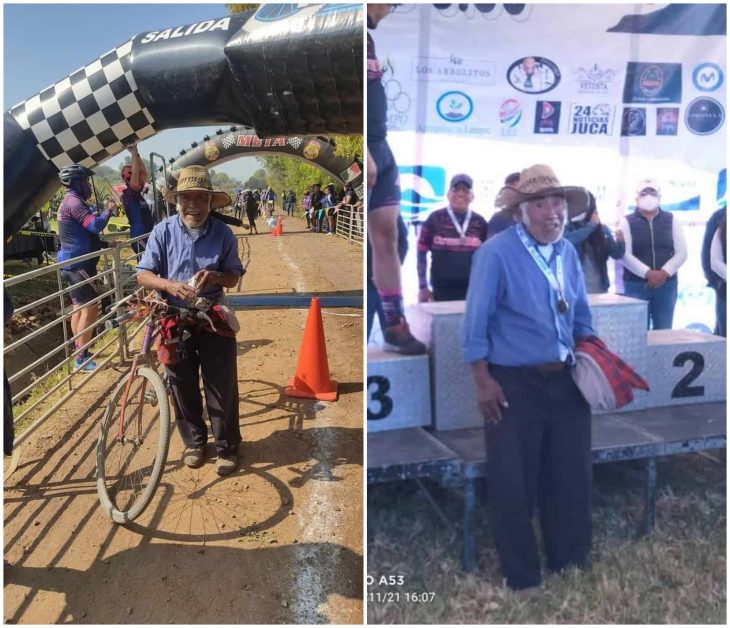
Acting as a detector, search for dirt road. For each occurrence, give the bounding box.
[3,215,364,624]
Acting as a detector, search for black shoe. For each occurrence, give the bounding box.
[382,319,426,355]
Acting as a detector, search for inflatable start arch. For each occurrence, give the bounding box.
[4,3,363,236]
[165,127,363,196]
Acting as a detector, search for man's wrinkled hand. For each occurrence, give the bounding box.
[476,377,509,425]
[165,280,197,302]
[191,269,221,291]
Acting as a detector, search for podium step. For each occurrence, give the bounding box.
[645,329,726,408]
[367,349,432,432]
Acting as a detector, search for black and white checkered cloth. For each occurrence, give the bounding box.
[8,40,156,170]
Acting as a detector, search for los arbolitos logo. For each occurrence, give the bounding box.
[685,97,725,135]
[569,104,614,135]
[507,56,560,94]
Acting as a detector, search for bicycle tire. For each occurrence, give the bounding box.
[96,366,170,523]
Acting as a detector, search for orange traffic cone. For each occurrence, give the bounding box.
[270,217,283,236]
[285,298,338,401]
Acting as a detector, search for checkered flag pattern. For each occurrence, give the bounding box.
[222,133,236,149]
[8,40,157,171]
[287,137,304,149]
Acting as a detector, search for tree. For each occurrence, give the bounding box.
[226,4,259,14]
[331,136,363,162]
[244,168,268,190]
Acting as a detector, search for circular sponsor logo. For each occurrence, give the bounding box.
[436,91,474,122]
[506,56,560,94]
[639,64,663,97]
[685,97,725,135]
[303,140,321,159]
[499,99,522,127]
[204,143,219,161]
[692,63,724,92]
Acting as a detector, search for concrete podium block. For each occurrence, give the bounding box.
[645,330,726,408]
[587,294,649,412]
[367,349,433,432]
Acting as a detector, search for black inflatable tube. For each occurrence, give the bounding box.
[4,4,362,237]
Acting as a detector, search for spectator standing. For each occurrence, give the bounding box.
[709,215,727,336]
[120,144,154,256]
[285,189,297,217]
[244,190,259,234]
[488,172,521,239]
[564,191,625,294]
[702,202,727,336]
[618,179,687,330]
[417,174,488,302]
[302,190,312,227]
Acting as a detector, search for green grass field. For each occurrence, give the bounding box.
[367,452,726,624]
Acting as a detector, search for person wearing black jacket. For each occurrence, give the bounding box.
[565,192,625,294]
[702,202,726,336]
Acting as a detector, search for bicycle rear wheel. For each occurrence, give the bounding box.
[96,366,170,523]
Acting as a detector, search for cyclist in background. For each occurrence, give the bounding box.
[120,144,154,257]
[56,164,116,372]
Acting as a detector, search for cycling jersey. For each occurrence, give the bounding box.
[56,189,111,272]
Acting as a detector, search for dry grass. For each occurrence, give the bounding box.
[367,452,726,624]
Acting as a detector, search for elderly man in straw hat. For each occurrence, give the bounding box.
[137,165,244,476]
[461,164,595,594]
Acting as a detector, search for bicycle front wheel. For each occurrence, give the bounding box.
[96,366,170,523]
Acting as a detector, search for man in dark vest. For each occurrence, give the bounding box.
[618,179,687,330]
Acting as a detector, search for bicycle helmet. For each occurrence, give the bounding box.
[58,164,95,187]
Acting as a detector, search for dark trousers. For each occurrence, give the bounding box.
[433,284,468,302]
[165,330,241,456]
[714,288,726,337]
[485,365,592,590]
[623,276,678,330]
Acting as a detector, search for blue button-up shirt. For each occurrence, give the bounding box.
[137,214,244,308]
[461,226,594,366]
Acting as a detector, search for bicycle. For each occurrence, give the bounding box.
[95,292,212,523]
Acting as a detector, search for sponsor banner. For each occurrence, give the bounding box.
[623,62,683,104]
[374,4,723,172]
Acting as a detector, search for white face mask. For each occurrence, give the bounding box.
[637,195,659,211]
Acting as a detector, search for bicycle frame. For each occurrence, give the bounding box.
[115,319,156,442]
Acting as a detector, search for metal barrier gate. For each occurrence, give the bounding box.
[3,235,147,455]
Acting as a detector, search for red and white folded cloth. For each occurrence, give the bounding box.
[572,335,650,411]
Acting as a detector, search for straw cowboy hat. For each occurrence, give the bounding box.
[497,164,589,219]
[165,165,231,209]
